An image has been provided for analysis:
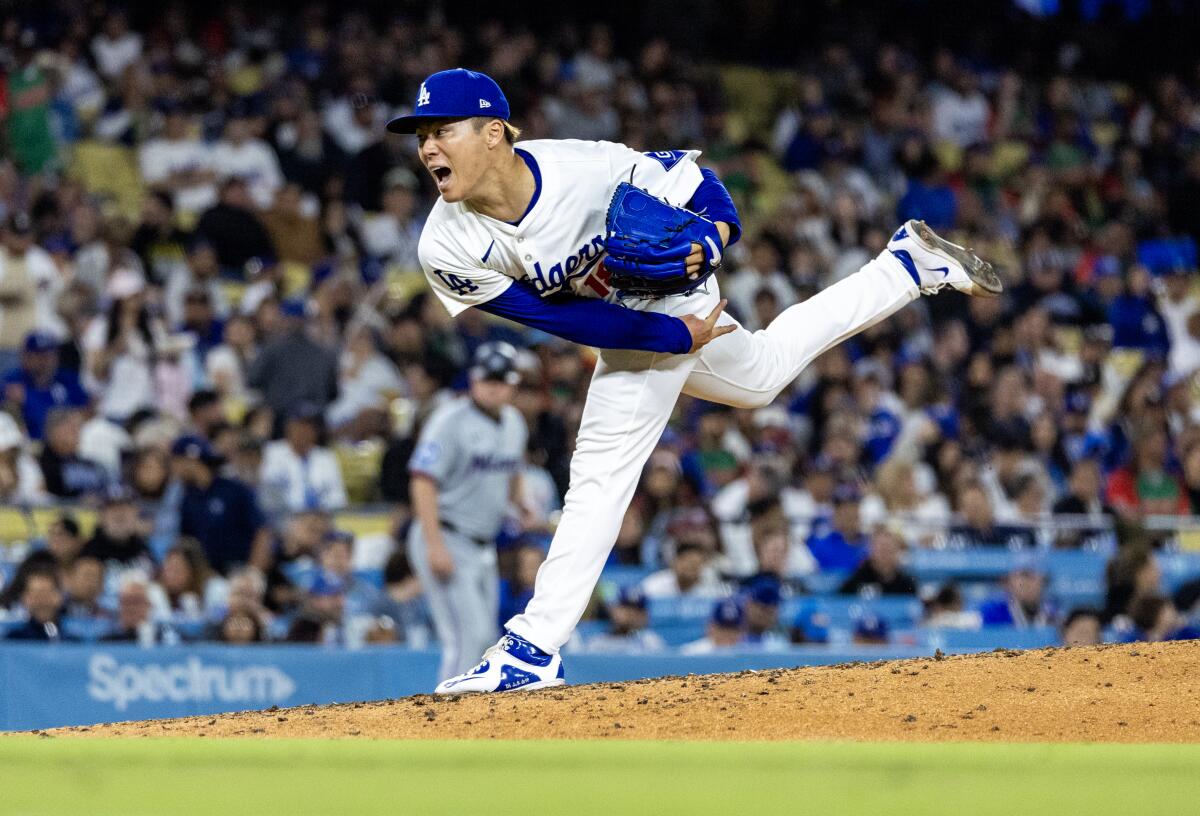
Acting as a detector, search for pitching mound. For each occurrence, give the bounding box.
[46,640,1200,742]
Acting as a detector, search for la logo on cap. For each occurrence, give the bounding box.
[417,82,430,107]
[479,99,491,108]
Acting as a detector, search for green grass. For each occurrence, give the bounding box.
[1,738,1198,815]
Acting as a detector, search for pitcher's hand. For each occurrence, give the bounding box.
[681,299,735,353]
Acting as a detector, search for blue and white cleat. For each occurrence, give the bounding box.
[887,220,1003,297]
[433,632,565,695]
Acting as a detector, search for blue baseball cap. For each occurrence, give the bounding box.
[280,298,307,319]
[385,69,510,134]
[711,598,744,628]
[170,434,222,465]
[23,331,58,353]
[745,576,782,607]
[615,585,647,610]
[854,613,889,642]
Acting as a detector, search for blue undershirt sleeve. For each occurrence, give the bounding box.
[477,280,694,354]
[688,168,742,246]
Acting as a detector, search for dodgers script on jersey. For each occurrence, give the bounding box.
[417,140,705,316]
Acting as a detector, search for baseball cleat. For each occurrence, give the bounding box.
[433,631,565,695]
[887,220,1003,297]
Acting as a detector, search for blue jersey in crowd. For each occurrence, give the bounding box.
[806,530,869,572]
[179,476,265,574]
[2,367,89,440]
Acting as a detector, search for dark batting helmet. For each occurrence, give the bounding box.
[470,341,520,385]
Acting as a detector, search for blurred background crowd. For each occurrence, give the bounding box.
[1,0,1200,654]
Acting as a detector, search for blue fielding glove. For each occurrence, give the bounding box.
[603,182,723,297]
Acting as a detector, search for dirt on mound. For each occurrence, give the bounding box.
[45,641,1200,742]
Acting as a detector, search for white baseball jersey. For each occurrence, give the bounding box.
[417,140,705,316]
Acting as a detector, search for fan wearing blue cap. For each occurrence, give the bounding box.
[173,434,272,576]
[2,331,89,441]
[741,576,789,649]
[680,597,747,654]
[584,585,666,654]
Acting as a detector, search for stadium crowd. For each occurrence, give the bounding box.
[1,1,1200,652]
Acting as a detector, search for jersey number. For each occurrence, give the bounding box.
[433,269,480,296]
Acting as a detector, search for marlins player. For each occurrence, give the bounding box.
[387,68,1001,693]
[407,341,527,682]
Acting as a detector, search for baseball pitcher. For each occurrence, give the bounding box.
[387,69,1001,694]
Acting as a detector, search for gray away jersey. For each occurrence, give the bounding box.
[408,397,527,540]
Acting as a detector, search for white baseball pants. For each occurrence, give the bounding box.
[505,251,919,652]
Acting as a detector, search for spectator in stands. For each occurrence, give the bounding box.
[164,240,228,329]
[805,483,868,571]
[173,434,271,575]
[866,457,950,547]
[1052,457,1117,548]
[498,544,544,629]
[178,289,224,361]
[130,191,190,289]
[273,507,331,570]
[360,169,424,272]
[152,540,224,624]
[922,583,981,629]
[90,9,141,81]
[262,182,324,266]
[101,577,164,644]
[4,568,70,641]
[1126,594,1200,643]
[680,598,746,654]
[326,324,405,438]
[742,577,788,649]
[1106,425,1190,517]
[945,481,1035,549]
[316,530,378,617]
[137,100,218,219]
[205,315,257,405]
[183,390,222,441]
[839,526,917,597]
[851,613,890,645]
[640,541,727,599]
[1060,608,1103,647]
[0,213,46,365]
[82,270,162,421]
[246,299,339,418]
[585,585,666,653]
[681,406,744,498]
[3,331,90,441]
[286,574,345,644]
[1103,545,1162,625]
[0,410,47,504]
[194,177,276,274]
[61,555,109,621]
[38,407,106,498]
[370,549,431,647]
[44,514,84,565]
[6,30,57,175]
[81,484,153,569]
[211,109,284,211]
[979,560,1057,627]
[746,523,807,594]
[221,567,275,638]
[259,402,347,514]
